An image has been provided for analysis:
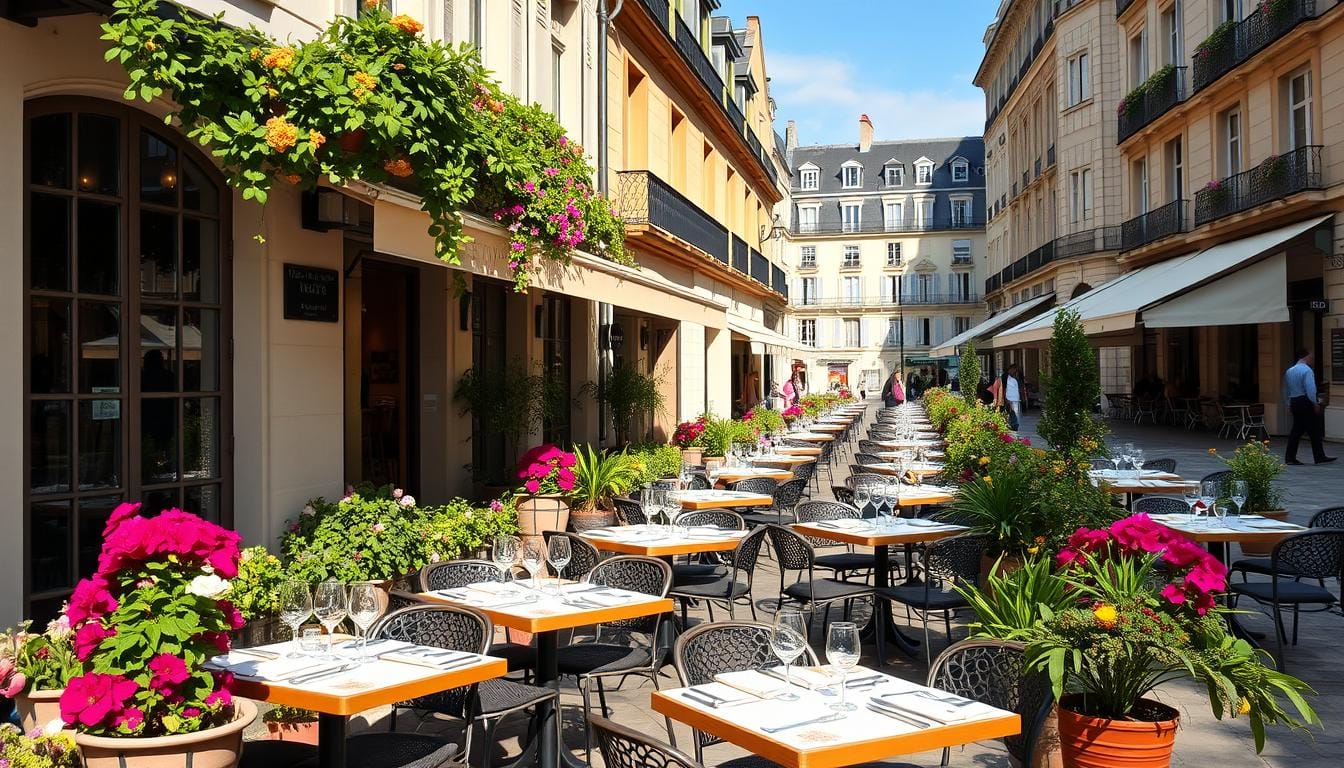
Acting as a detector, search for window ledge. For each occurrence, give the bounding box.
[1061,97,1093,117]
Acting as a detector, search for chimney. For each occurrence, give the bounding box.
[858,114,873,153]
[785,120,798,153]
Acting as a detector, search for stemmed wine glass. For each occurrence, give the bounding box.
[547,536,572,587]
[347,583,383,662]
[1130,448,1145,478]
[770,609,807,702]
[494,535,520,581]
[278,580,312,658]
[1231,480,1248,516]
[854,485,872,519]
[1200,480,1220,528]
[706,463,722,488]
[1183,486,1201,517]
[520,538,545,590]
[313,580,348,658]
[825,622,861,713]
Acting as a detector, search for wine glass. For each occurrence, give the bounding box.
[278,580,312,658]
[547,535,572,586]
[771,610,807,702]
[494,535,520,581]
[1231,480,1248,516]
[706,463,721,488]
[347,583,383,662]
[854,485,872,518]
[1130,448,1145,478]
[312,580,348,658]
[520,539,545,590]
[825,622,861,713]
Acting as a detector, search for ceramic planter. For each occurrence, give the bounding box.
[263,718,319,745]
[75,698,257,768]
[515,495,570,544]
[1238,509,1289,557]
[1056,695,1178,768]
[15,687,63,732]
[679,447,704,466]
[569,502,616,532]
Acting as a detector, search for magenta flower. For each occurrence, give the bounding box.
[61,673,139,729]
[148,653,189,694]
[524,479,541,494]
[73,622,115,661]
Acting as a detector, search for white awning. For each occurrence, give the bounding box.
[930,293,1054,357]
[994,215,1330,346]
[728,318,802,356]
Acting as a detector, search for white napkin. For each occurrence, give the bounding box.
[713,670,791,699]
[777,665,884,690]
[206,653,331,682]
[578,590,637,607]
[684,681,764,707]
[870,691,973,723]
[379,648,478,670]
[813,518,871,531]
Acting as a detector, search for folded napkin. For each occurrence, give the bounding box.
[905,518,947,528]
[870,691,973,724]
[684,681,766,708]
[575,590,635,607]
[814,518,872,531]
[1239,518,1300,530]
[776,665,884,690]
[713,669,791,699]
[206,654,331,682]
[380,647,477,670]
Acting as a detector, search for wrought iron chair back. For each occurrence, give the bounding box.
[420,559,505,592]
[369,604,491,717]
[543,531,603,581]
[928,639,1052,766]
[727,476,779,496]
[613,497,648,526]
[586,555,673,634]
[675,510,745,530]
[1133,496,1192,516]
[590,715,703,768]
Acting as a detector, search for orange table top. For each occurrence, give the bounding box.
[580,529,745,557]
[786,432,836,442]
[718,469,795,483]
[678,490,775,510]
[750,455,815,467]
[779,446,824,457]
[794,520,968,547]
[421,586,673,634]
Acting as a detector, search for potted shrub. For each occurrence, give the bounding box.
[282,485,428,584]
[1,720,78,768]
[672,417,709,466]
[567,445,639,531]
[223,546,287,649]
[959,342,981,406]
[419,497,520,562]
[583,361,667,446]
[61,502,256,767]
[742,407,786,443]
[514,444,577,542]
[454,359,559,489]
[261,705,319,745]
[1017,515,1317,766]
[700,417,747,469]
[627,443,684,487]
[781,404,804,427]
[1,617,81,731]
[1212,440,1285,556]
[946,467,1039,581]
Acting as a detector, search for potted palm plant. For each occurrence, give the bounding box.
[1212,440,1285,556]
[567,445,639,531]
[584,362,666,446]
[455,359,560,490]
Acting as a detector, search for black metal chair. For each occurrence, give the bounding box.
[876,534,989,666]
[926,639,1054,768]
[767,524,874,637]
[676,509,746,530]
[1200,469,1233,488]
[1142,457,1177,474]
[590,715,703,768]
[614,497,648,526]
[1089,457,1114,471]
[854,452,885,466]
[1232,507,1344,579]
[791,461,816,498]
[727,476,779,497]
[686,473,712,491]
[542,530,603,581]
[370,604,558,768]
[387,589,426,614]
[419,560,536,676]
[741,478,807,528]
[1229,529,1344,670]
[671,621,819,764]
[344,733,462,768]
[846,472,891,490]
[794,500,878,580]
[559,555,674,765]
[1133,496,1192,516]
[857,439,887,455]
[669,527,769,624]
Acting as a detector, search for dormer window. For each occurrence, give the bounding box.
[884,165,904,186]
[915,158,934,185]
[951,159,969,183]
[841,162,863,189]
[800,168,819,190]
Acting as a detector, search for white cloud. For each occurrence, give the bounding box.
[769,52,986,145]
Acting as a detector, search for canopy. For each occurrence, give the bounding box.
[930,292,1054,357]
[994,215,1330,346]
[728,318,802,356]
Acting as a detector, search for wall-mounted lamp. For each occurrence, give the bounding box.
[757,212,786,245]
[639,325,650,351]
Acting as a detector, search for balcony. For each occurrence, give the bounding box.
[797,258,817,270]
[732,235,749,274]
[1118,67,1187,143]
[672,16,727,104]
[1116,0,1137,17]
[789,216,985,237]
[794,294,982,309]
[1034,158,1042,179]
[985,273,1002,294]
[772,264,788,299]
[1047,144,1056,167]
[1022,170,1030,189]
[1121,199,1188,252]
[750,248,770,286]
[616,170,729,264]
[1193,1,1317,94]
[1056,225,1122,259]
[1194,145,1325,227]
[638,0,670,24]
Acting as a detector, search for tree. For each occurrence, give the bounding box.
[959,341,981,406]
[1039,309,1107,451]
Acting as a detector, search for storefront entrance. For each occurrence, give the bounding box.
[353,259,419,490]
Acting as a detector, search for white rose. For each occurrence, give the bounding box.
[398,495,416,508]
[302,504,316,517]
[187,574,231,599]
[43,718,65,737]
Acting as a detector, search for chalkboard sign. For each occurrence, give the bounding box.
[1332,328,1344,383]
[283,264,340,322]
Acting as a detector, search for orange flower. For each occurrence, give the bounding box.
[145,40,157,51]
[389,14,424,34]
[383,157,413,177]
[262,46,296,72]
[308,129,326,149]
[1092,603,1118,629]
[249,47,262,61]
[363,0,382,8]
[353,72,378,91]
[1238,697,1251,716]
[264,116,299,153]
[284,174,302,185]
[392,62,406,71]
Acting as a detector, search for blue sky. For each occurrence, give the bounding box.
[716,0,1001,146]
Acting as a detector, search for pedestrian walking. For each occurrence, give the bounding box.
[1284,349,1335,465]
[881,370,905,408]
[995,364,1023,431]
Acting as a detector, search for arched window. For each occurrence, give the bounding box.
[25,97,231,620]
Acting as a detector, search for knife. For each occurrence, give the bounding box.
[289,663,357,685]
[761,712,846,733]
[866,702,932,728]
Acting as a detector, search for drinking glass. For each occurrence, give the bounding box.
[312,580,348,658]
[1200,479,1220,513]
[494,535,520,580]
[1213,504,1229,525]
[521,538,546,590]
[882,479,901,529]
[706,464,721,488]
[1130,448,1145,478]
[825,622,861,712]
[1183,486,1200,515]
[278,580,313,658]
[347,583,382,662]
[771,610,807,702]
[1231,480,1248,516]
[547,535,572,585]
[854,485,872,518]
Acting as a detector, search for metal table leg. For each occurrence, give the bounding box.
[317,713,347,768]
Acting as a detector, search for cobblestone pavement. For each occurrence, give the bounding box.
[246,401,1344,766]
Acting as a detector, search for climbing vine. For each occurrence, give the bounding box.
[101,0,627,291]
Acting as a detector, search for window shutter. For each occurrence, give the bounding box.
[932,273,942,299]
[444,0,454,43]
[857,276,865,302]
[901,274,913,302]
[860,319,870,348]
[934,318,946,346]
[832,319,842,348]
[511,0,525,90]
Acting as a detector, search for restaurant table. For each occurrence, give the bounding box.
[221,640,507,768]
[423,582,675,768]
[1089,469,1195,495]
[855,462,944,480]
[876,449,946,462]
[749,453,816,468]
[795,518,968,659]
[717,467,795,484]
[867,438,946,451]
[652,665,1018,768]
[580,524,748,558]
[812,423,850,433]
[678,489,775,510]
[787,432,837,442]
[779,446,824,457]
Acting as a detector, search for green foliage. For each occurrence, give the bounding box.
[743,407,785,438]
[0,724,79,768]
[1195,19,1237,59]
[1213,440,1284,512]
[1038,309,1107,453]
[956,555,1073,639]
[261,705,318,725]
[583,362,666,446]
[626,443,683,485]
[455,359,565,480]
[1118,64,1175,117]
[700,417,753,458]
[2,619,81,692]
[568,445,639,511]
[224,547,287,621]
[958,343,981,406]
[947,472,1040,557]
[941,402,1012,480]
[281,486,517,582]
[100,0,627,292]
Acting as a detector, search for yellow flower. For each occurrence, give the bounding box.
[1026,546,1040,556]
[145,40,157,51]
[1208,447,1218,455]
[1238,697,1251,716]
[308,129,326,149]
[978,456,991,466]
[262,46,296,72]
[353,71,378,91]
[389,14,425,34]
[1093,603,1118,629]
[249,47,262,61]
[983,476,993,486]
[264,116,299,152]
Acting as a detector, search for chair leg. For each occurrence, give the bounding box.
[579,678,596,766]
[596,676,611,717]
[941,746,952,767]
[1291,605,1301,646]
[1272,605,1287,671]
[479,718,497,768]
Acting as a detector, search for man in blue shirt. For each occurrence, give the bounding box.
[1284,348,1335,465]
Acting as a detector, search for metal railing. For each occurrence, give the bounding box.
[794,294,982,309]
[724,98,747,133]
[616,170,729,264]
[638,0,670,25]
[985,5,1058,131]
[1047,144,1056,167]
[986,273,1002,294]
[732,235,749,274]
[789,216,985,236]
[1193,1,1316,93]
[1118,67,1187,143]
[1194,145,1324,226]
[1121,199,1187,251]
[797,258,817,269]
[672,17,726,102]
[772,264,788,298]
[750,248,770,286]
[986,225,1123,295]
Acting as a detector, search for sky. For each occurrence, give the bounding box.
[716,0,1001,147]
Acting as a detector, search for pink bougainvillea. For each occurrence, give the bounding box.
[516,444,579,496]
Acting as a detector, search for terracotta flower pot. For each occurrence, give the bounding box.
[979,553,1023,597]
[569,502,616,532]
[1056,695,1179,768]
[679,447,705,466]
[15,687,64,732]
[515,495,570,545]
[1238,509,1289,557]
[264,718,319,745]
[75,698,257,768]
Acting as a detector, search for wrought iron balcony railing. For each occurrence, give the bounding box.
[1193,0,1316,93]
[750,248,770,286]
[1121,199,1187,251]
[985,225,1122,295]
[731,235,749,274]
[1118,67,1187,143]
[794,294,982,309]
[1193,145,1324,227]
[772,264,788,299]
[616,170,729,264]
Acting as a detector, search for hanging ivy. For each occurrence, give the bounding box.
[101,0,628,291]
